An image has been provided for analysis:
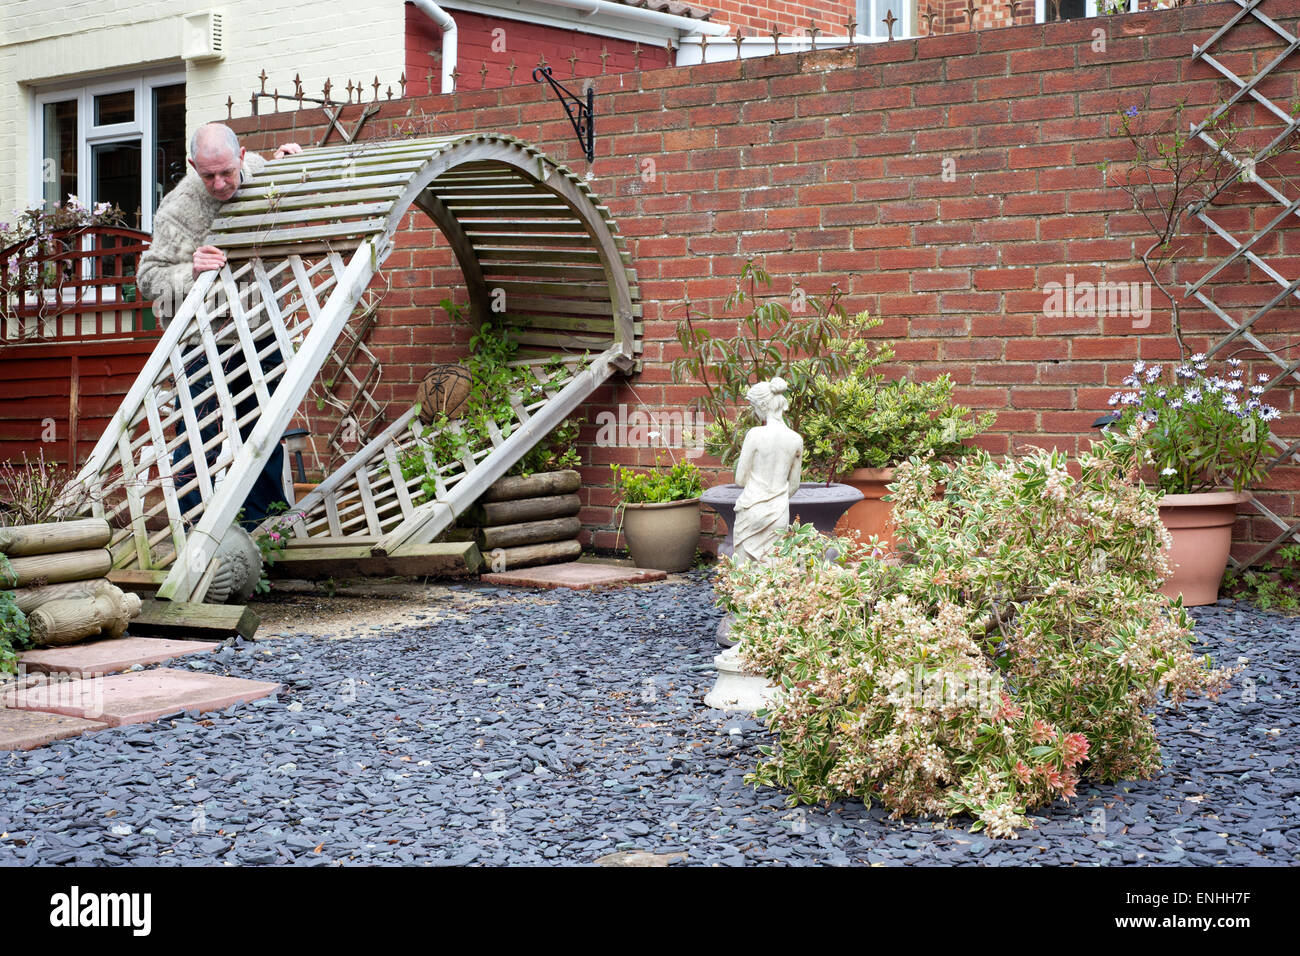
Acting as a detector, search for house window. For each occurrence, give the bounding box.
[857,0,912,39]
[32,71,186,232]
[1037,0,1139,22]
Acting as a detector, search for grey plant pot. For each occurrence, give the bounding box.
[700,482,864,559]
[621,497,702,573]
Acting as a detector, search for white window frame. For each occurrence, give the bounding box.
[28,68,185,233]
[1035,0,1141,21]
[856,0,914,40]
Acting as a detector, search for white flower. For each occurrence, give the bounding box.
[1120,391,1140,405]
[1132,360,1147,375]
[1191,352,1207,363]
[1226,379,1244,392]
[1176,365,1196,379]
[1155,389,1167,399]
[1107,392,1121,407]
[1227,357,1242,367]
[1169,398,1183,410]
[1145,365,1162,382]
[1204,377,1221,393]
[1250,385,1264,395]
[1258,373,1271,383]
[1184,389,1201,403]
[1161,467,1177,476]
[1122,374,1139,387]
[1261,406,1281,421]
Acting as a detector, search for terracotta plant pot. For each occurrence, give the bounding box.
[620,497,701,572]
[1157,491,1246,607]
[834,467,898,549]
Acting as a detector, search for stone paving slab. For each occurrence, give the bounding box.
[480,561,668,590]
[0,706,109,750]
[1,668,281,727]
[19,637,219,677]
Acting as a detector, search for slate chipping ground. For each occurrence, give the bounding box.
[1,571,1297,866]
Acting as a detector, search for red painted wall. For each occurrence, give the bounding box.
[229,3,1300,562]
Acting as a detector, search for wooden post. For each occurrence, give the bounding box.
[10,578,115,615]
[0,518,111,557]
[5,549,114,588]
[29,588,142,646]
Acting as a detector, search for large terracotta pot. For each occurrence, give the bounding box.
[1157,492,1246,607]
[834,466,898,549]
[621,498,701,572]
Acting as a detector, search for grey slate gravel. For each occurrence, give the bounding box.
[1,575,1296,866]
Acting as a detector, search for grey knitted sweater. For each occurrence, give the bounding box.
[137,152,267,320]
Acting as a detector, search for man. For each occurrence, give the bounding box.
[138,123,304,530]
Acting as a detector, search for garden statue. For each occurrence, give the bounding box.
[731,376,803,565]
[706,376,800,712]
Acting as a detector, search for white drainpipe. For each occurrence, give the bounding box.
[410,0,458,93]
[531,0,730,37]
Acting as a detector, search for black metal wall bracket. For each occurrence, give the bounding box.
[533,66,594,163]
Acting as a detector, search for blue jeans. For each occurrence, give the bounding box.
[174,333,287,531]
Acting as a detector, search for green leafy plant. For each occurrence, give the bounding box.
[509,417,582,478]
[718,423,1231,838]
[1222,544,1300,614]
[801,371,994,483]
[1108,356,1278,494]
[252,502,295,595]
[610,457,704,504]
[0,553,31,675]
[401,299,584,501]
[670,259,887,473]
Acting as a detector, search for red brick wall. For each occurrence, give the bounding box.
[406,5,671,95]
[705,0,854,36]
[234,2,1300,563]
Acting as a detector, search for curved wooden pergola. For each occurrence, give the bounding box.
[77,133,642,603]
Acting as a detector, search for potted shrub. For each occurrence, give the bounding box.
[611,458,704,573]
[801,369,994,549]
[1109,356,1279,606]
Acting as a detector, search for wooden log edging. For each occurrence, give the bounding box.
[0,518,111,558]
[0,519,143,648]
[30,589,143,646]
[480,469,581,503]
[4,549,114,589]
[464,470,586,571]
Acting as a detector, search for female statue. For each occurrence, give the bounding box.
[731,376,803,565]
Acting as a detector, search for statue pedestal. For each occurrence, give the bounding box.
[703,644,777,713]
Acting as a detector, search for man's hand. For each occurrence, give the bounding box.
[193,245,227,278]
[273,143,303,160]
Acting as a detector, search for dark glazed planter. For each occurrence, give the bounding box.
[700,482,865,560]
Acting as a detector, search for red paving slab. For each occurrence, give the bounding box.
[0,707,109,750]
[480,561,668,590]
[2,668,281,727]
[19,637,219,677]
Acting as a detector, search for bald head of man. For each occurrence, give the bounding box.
[188,122,246,202]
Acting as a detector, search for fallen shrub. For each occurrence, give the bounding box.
[717,424,1232,837]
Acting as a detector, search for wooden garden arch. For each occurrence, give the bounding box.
[76,133,641,602]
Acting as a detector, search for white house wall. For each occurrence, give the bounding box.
[0,0,408,220]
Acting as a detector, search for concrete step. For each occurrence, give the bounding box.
[0,707,109,751]
[19,637,219,678]
[2,668,281,727]
[480,560,667,590]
